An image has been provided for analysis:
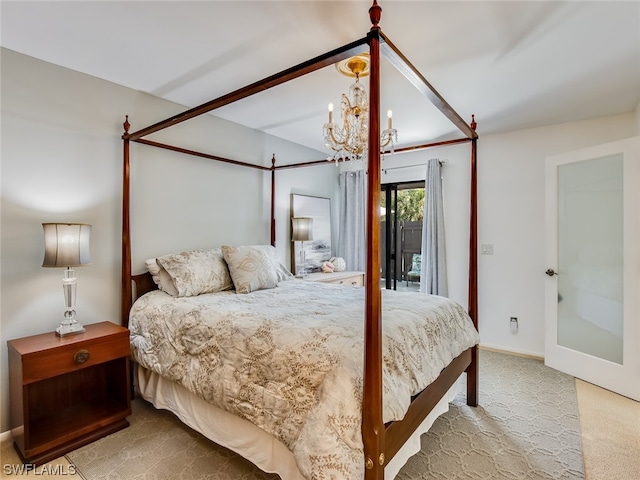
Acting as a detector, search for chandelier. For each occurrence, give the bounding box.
[323,54,397,164]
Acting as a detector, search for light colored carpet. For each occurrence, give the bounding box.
[575,379,640,480]
[65,351,583,479]
[69,399,278,480]
[0,441,78,479]
[396,351,584,479]
[2,350,636,479]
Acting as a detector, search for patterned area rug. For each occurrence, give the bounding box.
[67,399,279,480]
[397,351,584,479]
[67,351,584,479]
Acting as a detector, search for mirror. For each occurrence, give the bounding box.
[290,194,331,275]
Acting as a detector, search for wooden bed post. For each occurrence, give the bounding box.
[363,2,384,478]
[270,154,276,247]
[121,116,132,327]
[466,115,479,407]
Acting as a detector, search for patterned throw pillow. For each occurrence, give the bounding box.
[155,248,233,297]
[221,245,285,294]
[412,254,422,272]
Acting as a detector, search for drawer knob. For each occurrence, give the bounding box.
[74,349,90,364]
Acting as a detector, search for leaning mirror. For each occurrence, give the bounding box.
[290,194,331,275]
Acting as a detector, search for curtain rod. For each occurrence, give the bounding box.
[382,159,447,174]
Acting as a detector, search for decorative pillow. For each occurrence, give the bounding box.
[411,254,422,272]
[155,248,233,297]
[265,246,294,282]
[221,245,286,294]
[145,258,179,297]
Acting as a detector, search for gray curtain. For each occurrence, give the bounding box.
[420,158,448,295]
[337,170,366,272]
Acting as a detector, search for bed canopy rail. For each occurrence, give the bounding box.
[124,37,371,143]
[121,2,478,478]
[378,33,476,140]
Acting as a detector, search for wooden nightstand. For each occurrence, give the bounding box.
[304,271,365,286]
[7,321,131,465]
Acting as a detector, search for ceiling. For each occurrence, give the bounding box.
[2,1,639,154]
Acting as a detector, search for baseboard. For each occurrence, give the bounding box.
[0,430,13,442]
[479,343,544,361]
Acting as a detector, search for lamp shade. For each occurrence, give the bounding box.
[42,223,92,267]
[291,217,313,242]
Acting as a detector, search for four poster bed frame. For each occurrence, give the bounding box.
[120,2,479,479]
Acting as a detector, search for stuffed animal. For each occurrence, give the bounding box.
[321,261,335,273]
[329,257,346,272]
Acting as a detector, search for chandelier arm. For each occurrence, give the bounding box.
[380,128,396,148]
[328,127,346,149]
[341,96,353,136]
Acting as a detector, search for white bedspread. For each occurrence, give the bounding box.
[129,279,479,479]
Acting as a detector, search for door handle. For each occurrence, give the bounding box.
[545,268,558,277]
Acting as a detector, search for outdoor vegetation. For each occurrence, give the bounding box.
[381,188,425,221]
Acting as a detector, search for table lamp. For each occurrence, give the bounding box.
[291,217,313,277]
[42,223,92,336]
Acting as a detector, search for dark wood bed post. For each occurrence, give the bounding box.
[270,154,276,247]
[121,116,132,327]
[363,3,384,478]
[466,114,479,407]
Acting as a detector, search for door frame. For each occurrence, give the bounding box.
[544,136,639,400]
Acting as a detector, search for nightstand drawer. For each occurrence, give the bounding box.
[331,274,364,286]
[22,336,129,383]
[8,323,130,384]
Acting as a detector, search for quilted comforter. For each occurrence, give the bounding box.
[129,279,479,479]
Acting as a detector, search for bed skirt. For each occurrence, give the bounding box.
[137,365,460,479]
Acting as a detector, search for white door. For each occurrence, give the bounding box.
[545,136,639,401]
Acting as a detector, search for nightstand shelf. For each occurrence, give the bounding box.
[8,321,131,465]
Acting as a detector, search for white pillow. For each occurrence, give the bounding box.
[266,246,294,282]
[145,258,179,297]
[152,248,233,297]
[221,245,285,294]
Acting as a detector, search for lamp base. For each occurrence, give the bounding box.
[297,246,307,278]
[56,322,86,337]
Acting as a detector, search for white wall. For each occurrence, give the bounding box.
[377,112,636,357]
[0,48,336,433]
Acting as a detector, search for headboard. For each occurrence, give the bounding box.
[132,271,158,302]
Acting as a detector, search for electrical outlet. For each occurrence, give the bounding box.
[510,317,518,333]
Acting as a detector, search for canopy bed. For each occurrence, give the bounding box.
[120,2,479,479]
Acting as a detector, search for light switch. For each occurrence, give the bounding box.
[481,244,494,255]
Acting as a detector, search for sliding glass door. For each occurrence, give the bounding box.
[381,181,425,290]
[381,184,398,289]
